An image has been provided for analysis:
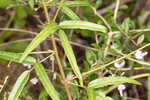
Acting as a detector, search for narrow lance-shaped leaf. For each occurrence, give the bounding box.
[34,63,60,100]
[39,89,48,100]
[148,74,150,100]
[59,20,107,33]
[88,77,141,89]
[19,23,59,63]
[137,34,144,45]
[61,5,80,20]
[87,88,96,100]
[0,51,36,64]
[63,1,90,7]
[59,30,83,86]
[8,70,30,100]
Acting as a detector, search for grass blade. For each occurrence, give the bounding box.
[19,23,59,63]
[34,63,60,100]
[8,70,30,100]
[88,77,141,89]
[61,5,80,20]
[0,51,36,64]
[59,20,107,33]
[59,30,83,86]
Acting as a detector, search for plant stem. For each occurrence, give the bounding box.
[42,0,72,100]
[67,42,150,81]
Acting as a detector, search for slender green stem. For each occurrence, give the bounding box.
[52,0,64,22]
[41,0,72,100]
[68,42,150,81]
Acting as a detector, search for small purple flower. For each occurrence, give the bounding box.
[135,50,148,59]
[53,73,56,80]
[114,60,125,68]
[23,64,31,69]
[117,84,126,96]
[30,77,38,85]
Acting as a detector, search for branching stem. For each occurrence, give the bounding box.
[42,0,72,100]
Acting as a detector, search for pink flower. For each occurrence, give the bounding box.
[135,50,148,59]
[23,64,31,69]
[30,77,38,85]
[117,84,126,96]
[114,60,125,68]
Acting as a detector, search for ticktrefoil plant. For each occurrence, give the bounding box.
[0,0,150,100]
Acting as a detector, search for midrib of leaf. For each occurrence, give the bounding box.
[59,21,107,33]
[61,34,79,76]
[8,70,30,100]
[59,30,83,86]
[88,77,141,88]
[0,51,36,64]
[34,63,60,100]
[61,5,80,20]
[14,72,29,98]
[63,1,90,7]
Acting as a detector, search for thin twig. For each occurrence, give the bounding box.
[54,37,98,51]
[115,22,137,46]
[82,43,150,77]
[42,0,50,23]
[130,28,150,32]
[30,50,54,54]
[104,32,113,57]
[131,73,149,79]
[91,6,111,31]
[111,67,150,71]
[52,0,63,22]
[0,38,32,48]
[113,48,150,66]
[67,42,150,81]
[0,76,9,93]
[0,28,98,51]
[114,0,120,20]
[0,28,37,35]
[98,0,132,15]
[91,6,112,57]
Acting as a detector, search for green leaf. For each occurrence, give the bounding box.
[148,74,150,100]
[88,77,141,89]
[34,63,60,100]
[0,51,36,64]
[8,70,30,100]
[86,50,97,64]
[120,5,128,10]
[39,88,48,100]
[61,5,80,20]
[28,0,34,8]
[87,88,96,100]
[137,34,144,45]
[94,0,102,9]
[0,0,15,8]
[121,18,130,33]
[59,20,107,33]
[64,1,90,7]
[19,23,59,63]
[59,30,83,86]
[95,90,113,100]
